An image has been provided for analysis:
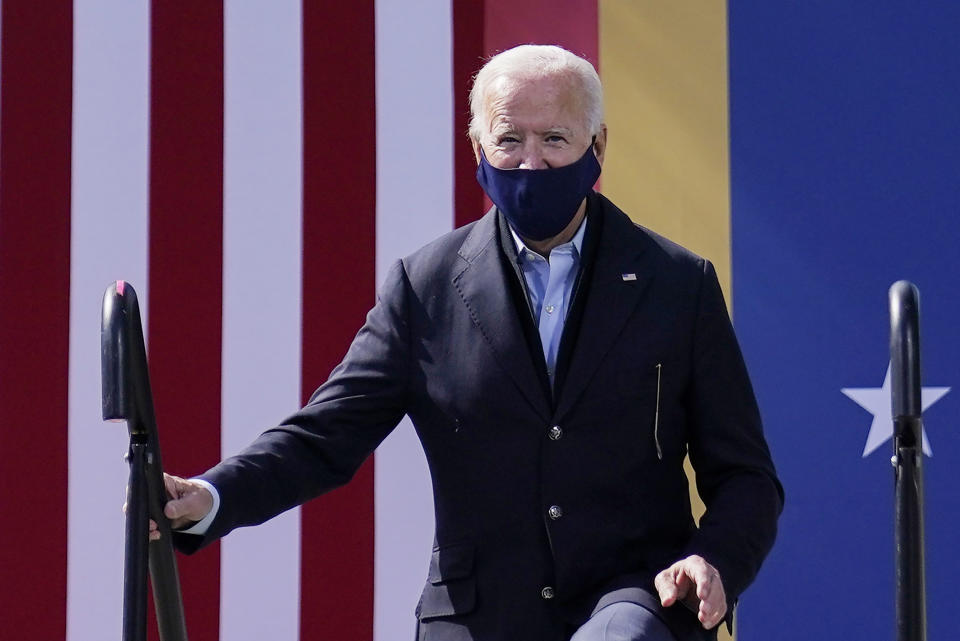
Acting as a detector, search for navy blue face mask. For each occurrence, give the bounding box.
[475,142,602,241]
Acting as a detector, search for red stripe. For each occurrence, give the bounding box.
[147,3,224,640]
[301,2,377,639]
[452,0,488,228]
[0,2,72,637]
[484,0,599,67]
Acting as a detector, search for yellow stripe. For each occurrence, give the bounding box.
[600,4,735,639]
[599,1,732,303]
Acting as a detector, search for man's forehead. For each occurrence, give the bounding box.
[484,72,576,104]
[482,73,586,127]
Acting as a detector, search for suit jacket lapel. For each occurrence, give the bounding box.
[452,209,552,421]
[554,198,655,421]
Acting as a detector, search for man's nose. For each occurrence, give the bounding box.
[518,143,548,170]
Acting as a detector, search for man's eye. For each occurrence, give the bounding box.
[546,135,566,144]
[498,136,519,145]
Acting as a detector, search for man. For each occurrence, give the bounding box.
[159,45,783,641]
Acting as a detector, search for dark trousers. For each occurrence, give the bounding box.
[569,602,677,641]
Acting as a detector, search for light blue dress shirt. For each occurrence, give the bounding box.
[509,216,587,385]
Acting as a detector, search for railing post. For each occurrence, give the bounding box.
[102,281,189,641]
[123,441,149,641]
[889,280,927,641]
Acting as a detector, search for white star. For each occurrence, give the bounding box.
[842,364,950,458]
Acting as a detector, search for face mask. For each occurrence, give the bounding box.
[475,142,601,241]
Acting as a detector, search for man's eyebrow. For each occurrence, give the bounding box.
[488,124,575,138]
[490,123,518,135]
[539,126,575,137]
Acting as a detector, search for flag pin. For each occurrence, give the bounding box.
[621,273,637,281]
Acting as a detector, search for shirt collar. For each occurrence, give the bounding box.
[509,215,588,262]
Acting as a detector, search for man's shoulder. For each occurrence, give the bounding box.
[593,193,708,273]
[398,209,496,282]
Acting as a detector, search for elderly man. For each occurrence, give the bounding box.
[160,45,782,641]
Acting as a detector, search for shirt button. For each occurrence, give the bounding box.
[548,425,562,440]
[541,586,555,600]
[548,505,563,520]
[545,304,555,314]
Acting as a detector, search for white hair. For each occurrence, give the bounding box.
[468,44,604,141]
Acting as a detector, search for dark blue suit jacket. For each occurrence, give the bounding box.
[177,193,783,641]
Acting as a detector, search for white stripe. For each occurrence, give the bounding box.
[374,1,454,638]
[221,2,303,640]
[67,2,151,639]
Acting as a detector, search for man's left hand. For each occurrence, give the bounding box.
[654,555,727,630]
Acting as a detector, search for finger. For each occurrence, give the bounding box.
[693,564,714,602]
[669,556,710,602]
[164,498,186,520]
[698,596,720,628]
[655,565,683,606]
[696,576,726,629]
[698,598,727,630]
[163,473,182,500]
[654,571,674,606]
[163,507,193,531]
[675,565,695,594]
[165,491,209,525]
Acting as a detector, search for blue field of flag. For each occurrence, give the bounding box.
[729,2,959,638]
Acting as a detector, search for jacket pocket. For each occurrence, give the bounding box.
[416,542,477,621]
[616,365,663,458]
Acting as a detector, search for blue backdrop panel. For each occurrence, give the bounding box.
[728,2,959,639]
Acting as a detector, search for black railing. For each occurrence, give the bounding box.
[889,280,927,641]
[102,281,189,641]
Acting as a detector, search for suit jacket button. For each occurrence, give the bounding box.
[548,425,562,440]
[541,586,555,600]
[548,505,563,520]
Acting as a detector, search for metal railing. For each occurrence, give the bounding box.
[102,281,188,641]
[889,280,927,641]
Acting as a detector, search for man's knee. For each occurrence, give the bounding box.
[570,601,676,641]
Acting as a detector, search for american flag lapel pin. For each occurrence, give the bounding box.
[621,273,637,281]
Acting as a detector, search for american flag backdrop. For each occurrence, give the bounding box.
[0,1,601,639]
[8,1,957,640]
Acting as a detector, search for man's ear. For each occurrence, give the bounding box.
[593,125,608,166]
[471,137,482,165]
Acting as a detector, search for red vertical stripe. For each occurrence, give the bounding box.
[0,2,72,637]
[452,0,487,228]
[147,3,224,640]
[484,0,599,68]
[301,2,377,640]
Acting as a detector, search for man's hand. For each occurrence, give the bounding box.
[654,555,727,630]
[143,474,214,541]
